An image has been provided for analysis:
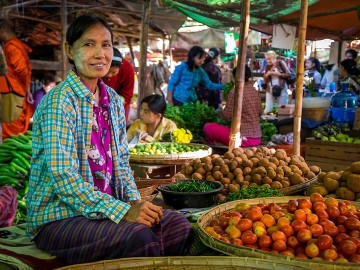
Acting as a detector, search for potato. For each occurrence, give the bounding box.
[200,156,212,164]
[192,172,203,180]
[213,171,223,180]
[325,172,341,181]
[221,177,231,185]
[262,176,273,185]
[228,183,239,193]
[244,175,252,182]
[173,173,186,180]
[281,180,290,188]
[262,184,271,188]
[269,157,279,166]
[195,167,206,175]
[213,157,225,166]
[350,161,360,174]
[233,168,243,176]
[308,185,328,197]
[234,157,242,165]
[258,158,270,167]
[226,172,235,180]
[305,171,316,179]
[252,174,262,184]
[228,160,238,170]
[204,163,213,172]
[267,162,278,170]
[249,183,258,187]
[220,164,230,175]
[323,177,340,192]
[271,181,283,189]
[274,149,287,161]
[243,167,252,176]
[289,173,304,185]
[317,172,326,182]
[347,173,360,193]
[212,165,220,173]
[244,149,254,158]
[242,159,253,168]
[250,157,259,167]
[309,165,320,174]
[267,169,277,180]
[235,174,244,183]
[341,170,352,182]
[206,175,216,181]
[224,151,235,160]
[185,165,194,175]
[335,187,355,201]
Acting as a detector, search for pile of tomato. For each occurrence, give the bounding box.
[204,194,360,263]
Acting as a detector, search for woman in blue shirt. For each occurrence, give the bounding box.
[167,46,225,106]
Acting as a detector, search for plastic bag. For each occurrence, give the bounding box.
[0,186,18,228]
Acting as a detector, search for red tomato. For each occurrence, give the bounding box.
[236,218,253,232]
[310,193,324,203]
[327,206,341,219]
[335,215,348,226]
[323,224,339,237]
[344,218,360,231]
[287,236,300,249]
[210,219,220,227]
[316,210,329,220]
[313,202,327,212]
[258,235,272,249]
[347,237,360,249]
[272,240,287,252]
[338,239,357,257]
[316,235,333,251]
[272,231,287,242]
[337,225,347,233]
[297,198,312,210]
[291,220,307,233]
[349,254,360,263]
[281,224,295,238]
[318,218,334,228]
[323,249,339,261]
[335,233,349,244]
[241,230,257,245]
[310,224,323,238]
[305,243,320,258]
[297,229,312,244]
[287,200,299,213]
[349,230,360,238]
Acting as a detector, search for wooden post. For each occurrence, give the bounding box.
[162,35,166,60]
[293,0,309,156]
[138,0,151,114]
[126,36,136,71]
[228,0,250,152]
[61,0,67,80]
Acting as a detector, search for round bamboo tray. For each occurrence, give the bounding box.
[197,196,360,270]
[129,143,212,164]
[55,256,312,270]
[279,170,320,196]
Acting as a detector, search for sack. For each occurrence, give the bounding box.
[0,77,24,122]
[272,85,283,97]
[286,68,297,85]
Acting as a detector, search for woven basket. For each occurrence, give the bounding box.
[197,196,360,270]
[302,108,330,122]
[130,143,212,164]
[55,256,312,270]
[279,170,320,196]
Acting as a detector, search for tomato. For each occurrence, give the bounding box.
[219,236,231,243]
[236,218,253,232]
[323,224,339,237]
[294,209,307,222]
[272,211,285,221]
[335,233,349,244]
[323,249,338,261]
[291,220,307,233]
[280,250,295,257]
[281,224,295,238]
[269,204,282,215]
[272,231,287,242]
[344,218,360,231]
[310,193,324,203]
[260,214,276,228]
[316,235,333,251]
[210,219,220,227]
[257,203,268,211]
[297,229,312,244]
[338,239,357,257]
[349,230,360,238]
[338,202,350,216]
[231,238,243,246]
[277,217,291,228]
[324,197,339,208]
[316,210,329,220]
[305,243,320,258]
[287,200,299,213]
[296,253,308,259]
[249,210,263,222]
[287,236,300,249]
[272,240,287,252]
[337,225,347,233]
[297,198,312,210]
[266,225,280,236]
[253,225,267,237]
[228,216,241,226]
[310,224,323,238]
[313,202,327,212]
[335,215,348,226]
[349,254,360,263]
[252,221,266,230]
[306,213,319,225]
[226,211,243,218]
[219,215,230,230]
[347,237,360,249]
[318,218,334,228]
[327,206,341,219]
[258,235,272,248]
[241,230,257,245]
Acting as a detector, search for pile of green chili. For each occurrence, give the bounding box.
[227,186,284,201]
[166,180,216,193]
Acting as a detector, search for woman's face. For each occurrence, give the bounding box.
[265,55,276,65]
[340,65,348,77]
[66,23,113,83]
[305,59,315,70]
[139,103,160,124]
[194,54,206,67]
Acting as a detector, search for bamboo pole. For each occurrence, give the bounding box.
[293,0,309,156]
[138,0,151,115]
[126,36,136,71]
[228,0,250,152]
[61,0,67,80]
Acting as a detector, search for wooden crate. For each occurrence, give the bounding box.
[305,137,360,171]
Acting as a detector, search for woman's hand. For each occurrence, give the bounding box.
[26,89,34,104]
[122,201,163,227]
[136,130,148,141]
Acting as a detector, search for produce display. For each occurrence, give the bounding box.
[165,180,217,193]
[203,194,360,263]
[225,186,284,202]
[129,142,209,155]
[173,146,320,199]
[312,123,360,143]
[0,131,32,224]
[306,161,360,202]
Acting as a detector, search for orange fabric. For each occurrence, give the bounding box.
[0,37,33,139]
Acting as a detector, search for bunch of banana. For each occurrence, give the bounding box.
[0,130,32,224]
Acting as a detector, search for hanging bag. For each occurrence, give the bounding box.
[0,76,24,122]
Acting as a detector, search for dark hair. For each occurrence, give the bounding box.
[66,15,113,65]
[187,46,206,70]
[345,49,358,60]
[326,64,335,71]
[0,20,14,33]
[141,94,167,115]
[111,47,123,67]
[204,47,220,64]
[307,57,321,72]
[341,59,360,76]
[232,66,252,82]
[43,72,55,85]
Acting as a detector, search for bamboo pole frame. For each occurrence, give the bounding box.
[293,0,309,156]
[228,0,250,152]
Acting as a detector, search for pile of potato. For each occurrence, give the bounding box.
[306,161,360,202]
[174,146,320,193]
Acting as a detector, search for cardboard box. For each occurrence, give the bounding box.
[278,104,295,120]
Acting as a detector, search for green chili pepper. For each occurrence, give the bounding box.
[166,180,216,193]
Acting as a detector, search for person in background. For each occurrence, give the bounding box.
[26,14,194,265]
[263,50,291,114]
[33,72,56,111]
[167,46,225,106]
[340,59,360,95]
[197,47,222,110]
[320,64,338,92]
[103,47,135,125]
[345,49,358,61]
[0,19,33,139]
[304,57,322,90]
[127,94,177,143]
[203,66,262,147]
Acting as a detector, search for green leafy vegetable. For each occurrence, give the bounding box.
[226,186,284,202]
[166,180,216,193]
[260,120,278,143]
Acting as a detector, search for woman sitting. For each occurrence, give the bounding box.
[340,59,360,95]
[127,94,177,143]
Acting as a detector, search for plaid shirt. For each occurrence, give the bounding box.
[220,83,262,138]
[26,70,140,240]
